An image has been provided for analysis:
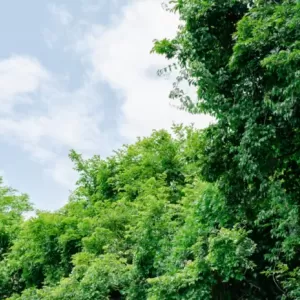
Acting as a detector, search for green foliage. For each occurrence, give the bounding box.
[152,0,300,298]
[2,0,300,298]
[0,178,32,297]
[0,126,258,299]
[0,178,32,258]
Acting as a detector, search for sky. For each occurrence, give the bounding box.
[0,0,213,211]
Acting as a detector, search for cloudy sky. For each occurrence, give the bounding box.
[0,0,212,211]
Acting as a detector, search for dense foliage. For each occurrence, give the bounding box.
[1,126,256,299]
[1,0,300,298]
[152,0,300,298]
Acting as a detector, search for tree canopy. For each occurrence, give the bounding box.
[152,0,300,297]
[1,0,300,298]
[2,126,252,299]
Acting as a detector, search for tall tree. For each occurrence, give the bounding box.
[153,0,300,297]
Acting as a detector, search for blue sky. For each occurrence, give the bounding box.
[0,0,213,211]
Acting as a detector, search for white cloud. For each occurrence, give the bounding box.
[80,0,120,13]
[49,4,73,26]
[45,158,77,189]
[80,0,103,13]
[0,56,108,189]
[77,0,213,141]
[0,56,49,113]
[0,0,213,208]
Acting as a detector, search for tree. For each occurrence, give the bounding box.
[153,0,300,297]
[3,1,300,298]
[2,126,259,299]
[0,178,32,298]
